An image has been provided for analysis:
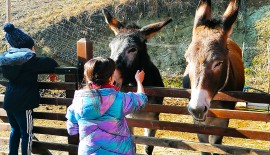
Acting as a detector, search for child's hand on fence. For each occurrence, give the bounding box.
[47,74,58,82]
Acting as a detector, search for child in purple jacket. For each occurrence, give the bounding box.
[66,57,147,154]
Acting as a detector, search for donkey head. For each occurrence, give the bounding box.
[102,9,172,88]
[185,0,240,121]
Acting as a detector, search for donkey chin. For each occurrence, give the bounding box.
[187,98,210,122]
[187,105,207,122]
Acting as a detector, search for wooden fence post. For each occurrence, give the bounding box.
[77,38,93,83]
[66,38,93,155]
[6,0,11,22]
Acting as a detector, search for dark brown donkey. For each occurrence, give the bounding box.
[102,9,172,155]
[183,0,244,154]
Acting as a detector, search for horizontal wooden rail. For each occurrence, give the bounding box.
[0,123,67,136]
[133,136,270,155]
[1,104,269,122]
[40,97,72,105]
[32,141,78,152]
[2,116,270,141]
[53,67,78,74]
[127,119,270,141]
[0,109,66,121]
[141,105,270,122]
[33,112,66,120]
[0,81,77,90]
[33,126,68,136]
[0,97,72,108]
[2,136,268,155]
[122,87,270,103]
[38,82,77,90]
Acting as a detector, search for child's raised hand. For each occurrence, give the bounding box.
[135,70,145,84]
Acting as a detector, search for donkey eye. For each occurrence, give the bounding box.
[128,48,137,53]
[214,61,223,68]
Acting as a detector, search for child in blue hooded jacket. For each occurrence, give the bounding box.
[0,23,58,155]
[66,57,147,154]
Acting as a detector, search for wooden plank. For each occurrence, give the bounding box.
[1,85,269,103]
[2,104,270,122]
[127,119,270,141]
[54,67,78,75]
[0,80,77,91]
[33,112,66,121]
[40,97,72,105]
[1,97,72,107]
[32,141,78,152]
[122,87,270,103]
[33,126,68,136]
[0,81,77,90]
[38,82,77,90]
[133,136,270,155]
[0,124,68,136]
[214,91,270,104]
[0,109,66,121]
[122,87,191,98]
[141,105,270,122]
[208,108,270,122]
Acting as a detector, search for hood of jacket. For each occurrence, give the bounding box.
[73,88,118,119]
[0,48,35,81]
[0,48,35,66]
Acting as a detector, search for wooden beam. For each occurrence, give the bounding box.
[32,141,78,152]
[33,126,68,136]
[40,97,72,105]
[0,124,68,136]
[133,136,270,155]
[127,119,270,141]
[33,112,66,121]
[38,82,77,90]
[2,104,270,122]
[141,105,270,122]
[122,87,270,103]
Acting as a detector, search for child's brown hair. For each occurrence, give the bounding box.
[84,57,115,88]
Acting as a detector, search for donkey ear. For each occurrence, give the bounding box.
[194,0,212,28]
[140,18,172,39]
[102,9,124,35]
[222,0,240,35]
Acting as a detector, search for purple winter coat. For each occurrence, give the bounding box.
[66,88,147,155]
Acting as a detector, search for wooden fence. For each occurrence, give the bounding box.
[0,38,270,155]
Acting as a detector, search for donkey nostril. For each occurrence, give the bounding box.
[203,106,208,113]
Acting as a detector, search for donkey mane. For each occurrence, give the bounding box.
[124,23,141,29]
[118,22,141,33]
[196,18,223,29]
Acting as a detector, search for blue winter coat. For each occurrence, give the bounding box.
[0,48,58,112]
